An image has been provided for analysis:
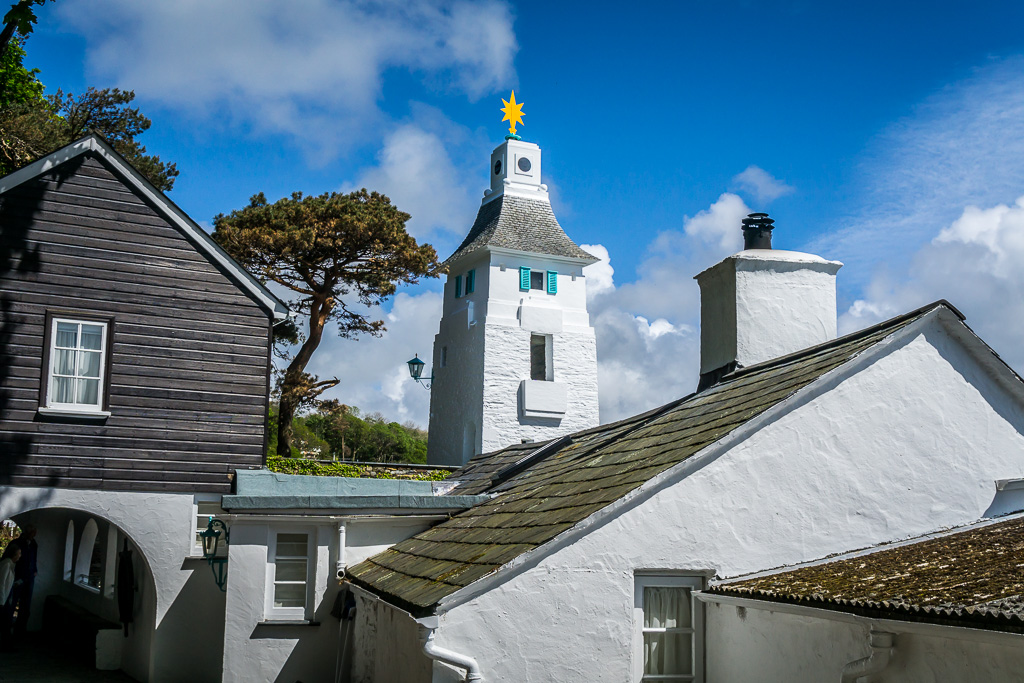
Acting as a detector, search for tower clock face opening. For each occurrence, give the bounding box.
[517,157,532,173]
[494,159,502,175]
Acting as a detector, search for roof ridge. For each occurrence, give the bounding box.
[714,299,961,386]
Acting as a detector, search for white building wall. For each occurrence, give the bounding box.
[428,249,599,465]
[223,515,436,683]
[704,600,1024,682]
[0,487,220,683]
[424,316,1024,681]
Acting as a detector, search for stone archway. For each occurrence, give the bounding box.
[0,486,222,683]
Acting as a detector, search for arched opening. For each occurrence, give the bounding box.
[62,520,74,582]
[2,507,158,682]
[74,518,101,590]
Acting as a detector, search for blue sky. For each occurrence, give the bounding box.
[21,0,1024,426]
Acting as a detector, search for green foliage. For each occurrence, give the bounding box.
[0,36,41,108]
[2,0,51,43]
[266,456,449,481]
[0,86,179,190]
[268,401,429,465]
[213,190,439,456]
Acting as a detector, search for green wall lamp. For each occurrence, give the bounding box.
[406,354,434,389]
[200,517,230,592]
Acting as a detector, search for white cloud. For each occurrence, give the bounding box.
[582,194,750,423]
[57,0,517,159]
[732,165,795,203]
[341,106,483,241]
[812,57,1024,290]
[840,196,1024,373]
[305,290,442,427]
[683,192,750,254]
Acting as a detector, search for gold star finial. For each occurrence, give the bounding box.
[500,90,524,138]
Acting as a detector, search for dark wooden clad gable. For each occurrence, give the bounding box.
[0,153,272,493]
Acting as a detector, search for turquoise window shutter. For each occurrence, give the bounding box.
[455,275,462,298]
[466,269,475,294]
[547,270,557,294]
[520,267,530,291]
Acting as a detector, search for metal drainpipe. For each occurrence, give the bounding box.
[841,630,895,682]
[336,520,346,578]
[418,624,483,682]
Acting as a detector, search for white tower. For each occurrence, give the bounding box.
[427,137,600,466]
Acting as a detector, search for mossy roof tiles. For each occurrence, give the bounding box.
[346,302,953,616]
[443,194,597,266]
[710,516,1024,633]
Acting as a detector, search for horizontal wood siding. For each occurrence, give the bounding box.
[0,153,272,493]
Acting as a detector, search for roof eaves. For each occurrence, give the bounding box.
[0,134,289,321]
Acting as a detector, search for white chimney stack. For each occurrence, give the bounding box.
[695,213,842,385]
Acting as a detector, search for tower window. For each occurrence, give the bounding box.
[466,269,476,294]
[530,334,553,381]
[530,270,544,290]
[455,275,462,298]
[441,346,448,368]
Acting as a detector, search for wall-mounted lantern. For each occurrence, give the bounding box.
[200,517,229,592]
[406,354,434,389]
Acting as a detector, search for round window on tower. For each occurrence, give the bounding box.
[518,157,532,173]
[494,159,502,175]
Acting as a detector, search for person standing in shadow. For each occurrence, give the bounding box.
[10,524,37,641]
[0,544,21,651]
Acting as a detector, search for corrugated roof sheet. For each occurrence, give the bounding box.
[444,194,597,266]
[346,302,951,616]
[709,516,1024,633]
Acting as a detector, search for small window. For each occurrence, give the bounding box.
[75,519,102,592]
[45,317,109,412]
[267,531,311,619]
[635,575,704,682]
[530,334,553,381]
[455,275,463,298]
[440,346,448,368]
[530,270,544,290]
[466,269,476,294]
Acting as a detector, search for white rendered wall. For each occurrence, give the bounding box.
[429,250,599,465]
[223,515,435,683]
[697,250,842,374]
[0,487,221,682]
[705,600,1024,682]
[419,314,1024,681]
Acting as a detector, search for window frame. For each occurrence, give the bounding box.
[465,269,476,294]
[265,528,315,621]
[39,311,114,418]
[633,574,705,683]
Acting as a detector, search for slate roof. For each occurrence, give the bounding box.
[708,516,1024,634]
[346,302,957,617]
[443,194,597,266]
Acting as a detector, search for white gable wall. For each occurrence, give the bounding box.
[419,312,1024,681]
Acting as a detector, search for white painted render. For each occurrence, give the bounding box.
[696,249,842,374]
[702,596,1024,682]
[375,310,1024,682]
[428,249,599,465]
[222,515,436,683]
[485,139,548,203]
[0,487,223,682]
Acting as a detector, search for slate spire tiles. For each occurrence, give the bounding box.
[443,194,597,267]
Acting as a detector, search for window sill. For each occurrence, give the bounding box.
[257,619,320,627]
[38,407,111,420]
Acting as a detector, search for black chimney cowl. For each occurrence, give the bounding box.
[742,213,774,250]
